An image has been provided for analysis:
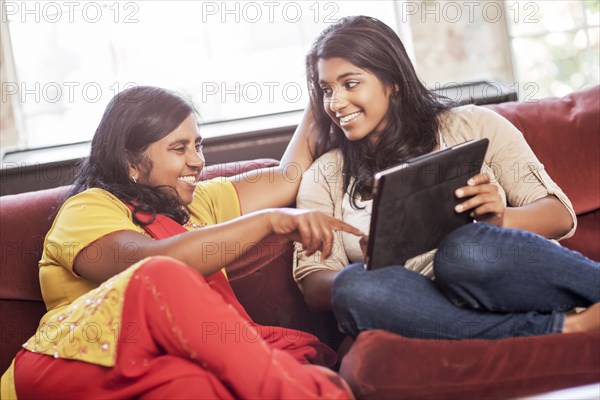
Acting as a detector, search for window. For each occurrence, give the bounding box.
[506,0,599,99]
[1,1,402,149]
[3,1,596,152]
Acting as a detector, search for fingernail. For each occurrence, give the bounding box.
[468,178,475,185]
[456,189,464,197]
[455,205,463,212]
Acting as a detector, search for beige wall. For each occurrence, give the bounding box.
[407,0,513,86]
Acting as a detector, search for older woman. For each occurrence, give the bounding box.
[1,86,359,399]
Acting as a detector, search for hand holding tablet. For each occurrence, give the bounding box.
[365,138,490,270]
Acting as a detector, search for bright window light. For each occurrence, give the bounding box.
[3,1,401,147]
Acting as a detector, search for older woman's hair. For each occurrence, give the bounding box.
[306,16,451,207]
[69,86,197,224]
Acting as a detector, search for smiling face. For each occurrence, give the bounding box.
[318,57,392,143]
[129,114,204,205]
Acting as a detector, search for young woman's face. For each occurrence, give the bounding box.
[129,114,204,205]
[318,57,392,143]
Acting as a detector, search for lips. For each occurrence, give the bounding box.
[177,175,199,185]
[338,111,362,125]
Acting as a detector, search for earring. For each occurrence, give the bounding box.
[130,175,137,184]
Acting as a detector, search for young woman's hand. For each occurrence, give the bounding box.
[268,208,363,261]
[454,172,505,226]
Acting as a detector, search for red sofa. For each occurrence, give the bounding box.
[1,87,599,398]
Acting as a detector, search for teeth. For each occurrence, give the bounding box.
[178,175,197,184]
[340,111,361,124]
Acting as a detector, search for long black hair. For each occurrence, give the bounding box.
[306,16,452,208]
[68,86,197,225]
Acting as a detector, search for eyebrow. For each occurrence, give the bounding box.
[319,71,363,84]
[168,136,203,146]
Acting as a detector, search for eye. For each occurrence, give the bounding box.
[195,142,204,153]
[320,86,333,96]
[344,81,359,89]
[174,147,186,154]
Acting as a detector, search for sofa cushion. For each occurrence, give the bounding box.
[561,210,600,261]
[486,86,600,216]
[0,186,70,302]
[340,329,600,399]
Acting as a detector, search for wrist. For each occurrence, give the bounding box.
[501,207,515,229]
[260,208,277,234]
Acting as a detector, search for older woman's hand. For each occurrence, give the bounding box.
[268,209,363,261]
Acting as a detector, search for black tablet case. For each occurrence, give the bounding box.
[365,138,489,270]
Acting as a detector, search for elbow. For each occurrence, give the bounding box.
[558,212,575,239]
[556,199,576,239]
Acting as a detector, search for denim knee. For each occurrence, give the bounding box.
[434,223,499,288]
[331,263,366,315]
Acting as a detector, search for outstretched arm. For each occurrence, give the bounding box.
[230,106,318,213]
[74,208,362,284]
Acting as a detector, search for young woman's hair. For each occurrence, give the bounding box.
[69,86,197,225]
[306,16,452,208]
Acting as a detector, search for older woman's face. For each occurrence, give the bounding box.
[129,114,204,205]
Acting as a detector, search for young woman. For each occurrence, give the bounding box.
[1,86,361,399]
[294,16,600,340]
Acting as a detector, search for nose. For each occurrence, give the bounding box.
[188,148,205,170]
[329,85,348,113]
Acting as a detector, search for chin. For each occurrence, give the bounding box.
[344,132,369,142]
[179,194,194,206]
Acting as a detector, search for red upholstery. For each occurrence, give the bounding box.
[487,86,600,260]
[340,330,600,399]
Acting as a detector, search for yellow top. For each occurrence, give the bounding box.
[19,179,240,366]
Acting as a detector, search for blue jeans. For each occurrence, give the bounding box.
[332,223,600,339]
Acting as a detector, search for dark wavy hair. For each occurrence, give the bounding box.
[68,86,197,225]
[306,16,452,208]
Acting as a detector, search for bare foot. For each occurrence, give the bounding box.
[563,303,600,333]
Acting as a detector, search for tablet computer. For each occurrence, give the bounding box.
[365,138,489,270]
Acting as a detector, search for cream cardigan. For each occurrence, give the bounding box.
[293,105,577,288]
